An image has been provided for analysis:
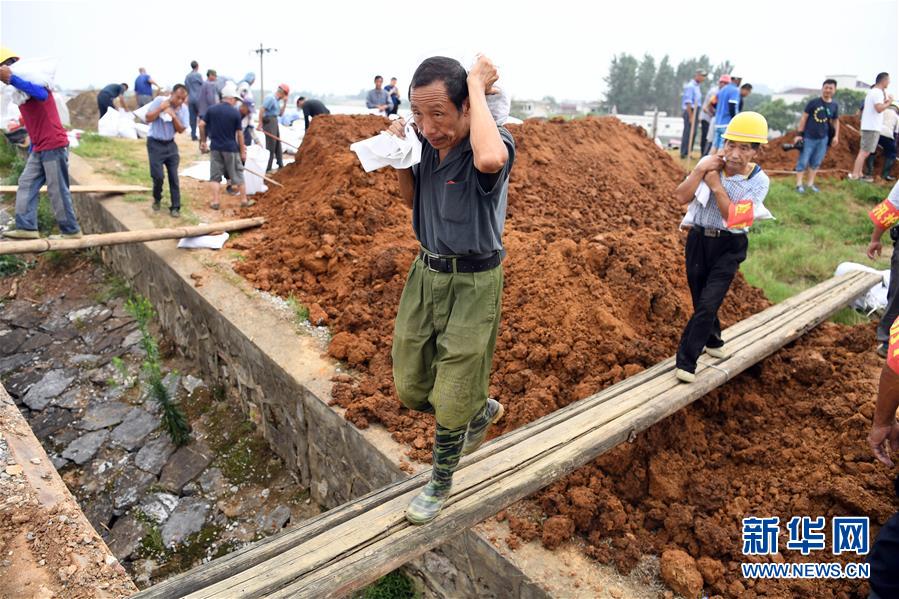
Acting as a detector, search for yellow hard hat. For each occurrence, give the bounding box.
[722,111,768,144]
[0,47,19,66]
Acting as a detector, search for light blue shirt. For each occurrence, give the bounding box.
[262,94,281,118]
[147,97,190,141]
[681,79,702,111]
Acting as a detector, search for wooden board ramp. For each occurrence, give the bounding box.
[0,184,150,194]
[134,270,881,599]
[0,218,264,255]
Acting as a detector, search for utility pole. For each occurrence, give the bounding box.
[253,43,278,101]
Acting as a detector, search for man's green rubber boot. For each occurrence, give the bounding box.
[462,398,504,456]
[405,423,465,525]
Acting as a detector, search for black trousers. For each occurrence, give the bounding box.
[147,138,181,209]
[877,232,899,343]
[97,93,115,118]
[676,228,748,372]
[700,120,711,156]
[188,100,200,140]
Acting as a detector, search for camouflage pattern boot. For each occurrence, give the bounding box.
[462,398,504,456]
[405,423,465,525]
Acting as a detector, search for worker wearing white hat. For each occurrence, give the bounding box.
[199,82,251,209]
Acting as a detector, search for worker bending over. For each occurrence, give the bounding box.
[387,55,514,524]
[674,112,770,383]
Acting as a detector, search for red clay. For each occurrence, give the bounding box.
[235,115,893,597]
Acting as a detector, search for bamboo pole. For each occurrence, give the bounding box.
[260,128,299,150]
[244,166,284,187]
[0,217,265,255]
[0,184,150,194]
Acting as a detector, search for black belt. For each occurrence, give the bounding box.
[148,137,175,144]
[692,226,737,238]
[418,250,501,273]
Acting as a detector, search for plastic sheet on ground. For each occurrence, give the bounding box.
[835,262,889,313]
[177,231,229,250]
[179,144,270,196]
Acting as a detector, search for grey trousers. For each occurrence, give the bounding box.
[262,116,283,171]
[877,238,899,342]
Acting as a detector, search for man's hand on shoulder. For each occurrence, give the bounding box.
[696,154,724,174]
[468,55,499,96]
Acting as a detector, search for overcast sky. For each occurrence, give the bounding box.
[2,0,897,101]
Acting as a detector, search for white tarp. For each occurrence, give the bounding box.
[835,262,890,313]
[179,143,270,196]
[177,231,229,250]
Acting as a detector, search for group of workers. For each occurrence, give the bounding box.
[679,69,753,159]
[1,42,899,593]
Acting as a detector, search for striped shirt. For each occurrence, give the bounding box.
[680,166,770,233]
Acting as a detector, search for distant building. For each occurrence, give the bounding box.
[511,99,598,119]
[613,110,684,148]
[772,87,819,105]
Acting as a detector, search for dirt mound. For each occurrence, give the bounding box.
[67,90,100,130]
[523,322,892,598]
[234,114,768,461]
[758,115,891,177]
[233,115,894,597]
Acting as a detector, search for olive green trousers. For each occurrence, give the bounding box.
[392,258,503,429]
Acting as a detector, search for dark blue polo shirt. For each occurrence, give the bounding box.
[411,127,515,256]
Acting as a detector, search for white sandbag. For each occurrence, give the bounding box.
[351,118,421,172]
[132,102,152,123]
[244,144,269,195]
[835,262,889,314]
[134,122,150,139]
[98,107,138,139]
[3,57,57,105]
[54,93,70,127]
[278,122,305,155]
[180,160,210,181]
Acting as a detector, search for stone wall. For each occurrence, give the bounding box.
[71,192,548,598]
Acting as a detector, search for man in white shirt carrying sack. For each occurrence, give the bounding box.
[851,72,894,181]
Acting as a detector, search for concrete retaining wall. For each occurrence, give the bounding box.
[71,189,547,598]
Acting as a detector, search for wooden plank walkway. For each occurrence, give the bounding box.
[134,270,881,599]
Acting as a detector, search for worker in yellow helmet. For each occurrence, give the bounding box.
[673,111,770,382]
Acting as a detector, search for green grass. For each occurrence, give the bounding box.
[72,133,200,224]
[740,178,892,305]
[286,294,310,324]
[354,571,420,599]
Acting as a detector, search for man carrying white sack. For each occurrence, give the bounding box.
[383,55,514,524]
[0,47,82,240]
[674,111,771,383]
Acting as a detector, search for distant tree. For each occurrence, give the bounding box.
[714,60,735,80]
[742,92,769,112]
[635,54,656,112]
[754,98,800,133]
[652,55,677,115]
[603,53,640,113]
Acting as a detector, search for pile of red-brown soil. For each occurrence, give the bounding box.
[233,115,894,597]
[517,322,892,598]
[758,115,891,177]
[233,115,768,461]
[67,91,100,130]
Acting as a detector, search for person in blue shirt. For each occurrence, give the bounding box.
[680,69,707,158]
[384,77,401,116]
[97,82,128,118]
[712,78,741,150]
[258,83,288,172]
[184,60,204,141]
[134,67,158,107]
[145,85,189,217]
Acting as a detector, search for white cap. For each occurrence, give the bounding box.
[221,82,239,99]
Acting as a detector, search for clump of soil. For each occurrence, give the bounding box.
[757,115,891,177]
[67,91,100,131]
[234,114,768,462]
[528,322,892,598]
